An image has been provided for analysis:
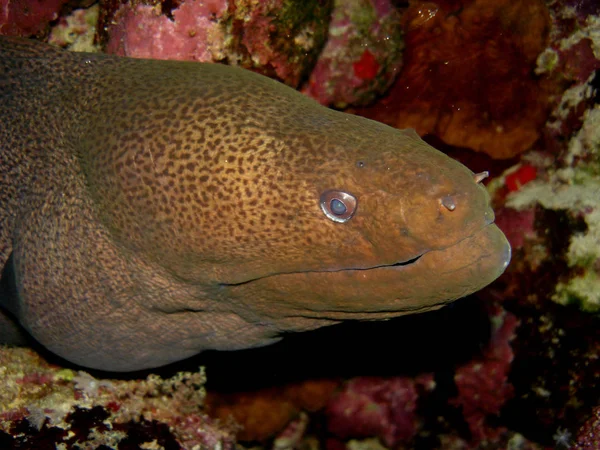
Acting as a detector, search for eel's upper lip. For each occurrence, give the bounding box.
[220,223,510,287]
[380,222,510,274]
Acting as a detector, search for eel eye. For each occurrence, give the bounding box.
[320,190,358,223]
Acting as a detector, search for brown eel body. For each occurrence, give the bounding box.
[0,38,510,371]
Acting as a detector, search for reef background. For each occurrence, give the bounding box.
[0,0,599,449]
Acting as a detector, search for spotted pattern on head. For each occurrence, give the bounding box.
[73,57,499,285]
[77,60,368,282]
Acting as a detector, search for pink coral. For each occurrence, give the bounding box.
[102,0,331,87]
[105,0,228,62]
[495,207,537,251]
[450,303,518,442]
[302,0,403,107]
[326,375,434,446]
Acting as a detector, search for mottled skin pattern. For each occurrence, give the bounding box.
[0,38,511,371]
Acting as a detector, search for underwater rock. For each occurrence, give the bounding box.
[206,379,339,442]
[357,0,554,159]
[0,0,69,37]
[101,0,332,87]
[301,0,404,108]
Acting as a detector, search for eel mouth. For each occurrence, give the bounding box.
[222,223,510,285]
[379,223,511,277]
[222,224,511,319]
[383,254,423,268]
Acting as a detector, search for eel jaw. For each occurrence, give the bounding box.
[223,224,511,321]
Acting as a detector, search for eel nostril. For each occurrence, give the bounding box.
[474,171,489,184]
[441,195,456,211]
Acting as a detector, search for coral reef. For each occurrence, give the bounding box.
[325,376,430,446]
[573,406,600,449]
[499,0,600,312]
[48,3,100,52]
[482,1,600,447]
[301,0,404,108]
[506,104,600,311]
[320,302,530,449]
[195,297,544,449]
[101,0,332,87]
[0,346,237,449]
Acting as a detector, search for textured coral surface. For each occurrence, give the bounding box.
[0,347,236,449]
[302,0,404,107]
[101,0,332,87]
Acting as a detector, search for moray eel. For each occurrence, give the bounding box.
[0,38,510,371]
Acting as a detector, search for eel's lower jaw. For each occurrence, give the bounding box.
[216,224,510,324]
